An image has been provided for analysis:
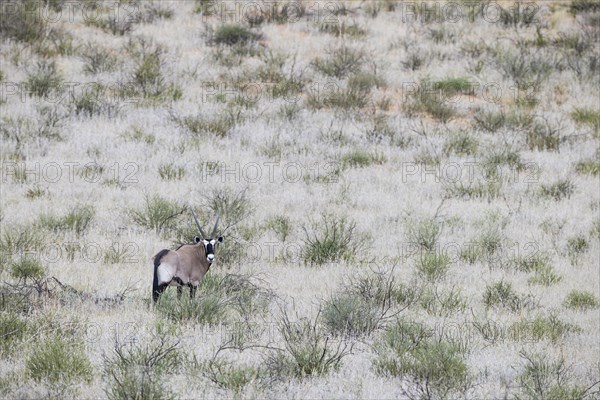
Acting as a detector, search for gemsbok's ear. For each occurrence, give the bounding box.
[194,236,201,243]
[217,236,224,243]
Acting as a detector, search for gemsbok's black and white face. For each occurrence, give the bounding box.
[194,235,224,263]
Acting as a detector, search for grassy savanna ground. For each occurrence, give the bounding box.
[1,0,599,398]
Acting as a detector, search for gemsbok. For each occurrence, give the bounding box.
[152,211,223,302]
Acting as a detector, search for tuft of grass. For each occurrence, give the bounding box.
[317,21,366,38]
[415,252,451,282]
[210,24,261,46]
[575,158,600,175]
[539,179,575,201]
[341,150,386,169]
[419,287,467,316]
[373,319,471,399]
[0,224,43,265]
[509,314,580,343]
[37,205,95,236]
[564,290,599,311]
[405,218,441,252]
[155,291,229,325]
[571,107,600,134]
[158,163,185,181]
[203,358,260,393]
[405,79,457,123]
[120,125,156,145]
[432,77,474,97]
[460,226,503,266]
[129,195,186,235]
[80,42,118,74]
[0,0,49,43]
[567,235,589,265]
[27,336,93,390]
[517,351,590,400]
[266,215,292,242]
[312,46,365,78]
[0,312,28,354]
[322,292,381,337]
[177,111,239,137]
[267,308,352,379]
[26,61,63,98]
[301,214,359,265]
[569,0,600,15]
[443,131,479,156]
[103,335,181,400]
[483,281,534,312]
[10,256,45,282]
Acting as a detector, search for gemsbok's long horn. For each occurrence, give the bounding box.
[191,210,207,239]
[211,211,221,238]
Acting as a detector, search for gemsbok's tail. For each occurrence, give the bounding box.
[152,249,169,303]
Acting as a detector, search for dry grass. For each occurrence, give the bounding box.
[0,1,599,399]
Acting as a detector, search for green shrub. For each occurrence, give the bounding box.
[322,293,381,337]
[509,314,580,343]
[312,46,365,78]
[432,77,474,97]
[10,256,45,282]
[203,358,260,393]
[474,108,507,132]
[443,132,479,156]
[539,179,575,201]
[155,289,229,324]
[483,281,533,312]
[373,319,471,399]
[317,21,366,38]
[120,125,156,145]
[129,195,186,235]
[0,0,49,43]
[178,112,238,137]
[341,150,386,168]
[27,336,93,388]
[38,205,95,236]
[0,224,43,264]
[0,312,27,354]
[575,158,600,175]
[569,0,600,15]
[415,252,450,282]
[80,42,118,74]
[158,163,185,181]
[419,287,467,316]
[571,107,600,134]
[268,309,352,379]
[564,290,599,311]
[567,235,589,264]
[211,24,261,46]
[103,336,181,400]
[26,61,63,98]
[405,218,441,252]
[266,215,292,242]
[517,351,589,400]
[404,79,457,122]
[302,214,358,265]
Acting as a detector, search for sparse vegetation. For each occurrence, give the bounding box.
[373,319,471,399]
[27,336,93,394]
[0,2,597,398]
[564,290,599,311]
[129,195,186,235]
[302,214,359,265]
[37,205,95,236]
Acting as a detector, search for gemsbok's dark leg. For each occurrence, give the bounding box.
[177,286,183,299]
[153,283,168,303]
[190,285,197,299]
